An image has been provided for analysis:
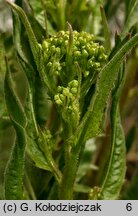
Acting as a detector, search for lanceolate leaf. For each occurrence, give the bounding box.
[97,35,127,200]
[109,33,131,60]
[6,0,41,68]
[122,0,138,37]
[11,10,52,172]
[12,9,36,89]
[4,60,27,128]
[4,123,26,199]
[6,1,55,94]
[18,58,52,172]
[99,63,126,199]
[12,11,28,64]
[100,6,111,53]
[75,33,138,148]
[100,111,126,199]
[89,63,126,200]
[26,137,52,171]
[4,62,27,199]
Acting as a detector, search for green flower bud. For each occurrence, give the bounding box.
[70,87,78,95]
[59,94,65,101]
[68,80,78,88]
[82,49,89,58]
[74,51,81,60]
[84,71,89,77]
[89,48,96,55]
[54,95,62,105]
[50,45,56,53]
[99,45,105,53]
[54,62,60,68]
[57,86,63,93]
[63,88,70,97]
[55,47,61,57]
[47,62,52,68]
[42,40,49,50]
[94,62,100,69]
[64,40,68,46]
[41,30,107,94]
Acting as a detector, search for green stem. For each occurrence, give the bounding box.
[59,148,79,199]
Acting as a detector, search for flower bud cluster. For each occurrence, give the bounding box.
[54,80,80,130]
[42,30,107,80]
[42,30,107,131]
[38,129,54,152]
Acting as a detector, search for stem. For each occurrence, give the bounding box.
[59,148,79,199]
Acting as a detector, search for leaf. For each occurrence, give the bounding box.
[109,33,131,60]
[4,59,27,128]
[0,118,15,194]
[13,20,52,173]
[6,0,41,68]
[100,112,126,199]
[75,33,138,148]
[76,138,97,182]
[100,6,111,53]
[12,10,27,63]
[27,0,55,36]
[99,63,126,199]
[7,1,55,94]
[11,12,53,173]
[4,123,26,199]
[85,0,103,35]
[26,136,52,171]
[122,0,138,37]
[4,59,26,199]
[18,59,52,172]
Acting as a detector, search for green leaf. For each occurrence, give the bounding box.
[26,136,52,171]
[4,59,27,199]
[99,64,126,199]
[75,33,138,147]
[76,138,97,182]
[109,33,131,60]
[100,112,126,199]
[12,11,28,63]
[6,0,41,68]
[4,123,26,199]
[18,59,52,172]
[100,6,111,53]
[4,59,27,128]
[7,1,55,94]
[122,0,138,37]
[12,10,36,94]
[27,0,55,37]
[11,12,53,173]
